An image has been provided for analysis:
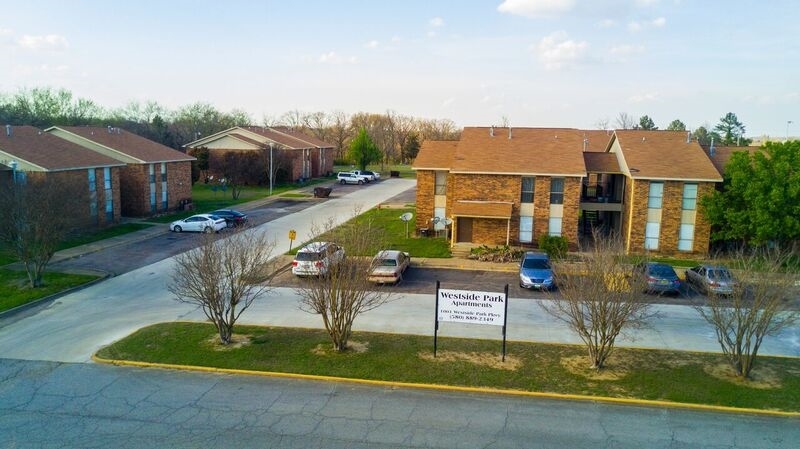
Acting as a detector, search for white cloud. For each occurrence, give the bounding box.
[628,92,660,103]
[635,0,659,6]
[497,0,576,18]
[17,34,69,50]
[317,51,358,64]
[535,31,588,70]
[628,17,666,32]
[364,40,379,49]
[429,17,445,27]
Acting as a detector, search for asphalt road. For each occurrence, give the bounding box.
[2,359,798,449]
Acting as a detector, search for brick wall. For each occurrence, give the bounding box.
[562,177,581,247]
[659,181,684,253]
[627,179,650,253]
[415,171,435,232]
[119,165,149,217]
[533,177,551,244]
[471,218,509,245]
[30,168,121,228]
[693,182,715,254]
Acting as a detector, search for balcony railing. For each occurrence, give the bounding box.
[581,184,621,203]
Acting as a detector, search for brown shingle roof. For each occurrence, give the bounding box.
[452,200,513,218]
[54,126,194,163]
[0,126,123,171]
[613,130,722,181]
[412,140,458,169]
[583,152,622,173]
[240,126,334,149]
[706,146,761,177]
[582,130,614,152]
[452,127,587,176]
[270,126,333,148]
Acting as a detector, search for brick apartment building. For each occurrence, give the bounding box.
[46,126,195,217]
[184,126,335,183]
[0,125,124,227]
[413,127,723,256]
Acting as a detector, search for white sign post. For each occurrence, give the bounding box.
[434,281,510,360]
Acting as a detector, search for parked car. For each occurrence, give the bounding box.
[169,214,227,233]
[635,262,681,294]
[685,265,736,295]
[337,172,367,185]
[210,209,248,228]
[368,250,410,284]
[352,170,379,181]
[519,251,555,290]
[291,242,346,277]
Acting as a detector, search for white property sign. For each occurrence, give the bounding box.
[436,288,507,326]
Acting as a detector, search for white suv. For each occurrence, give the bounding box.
[337,172,368,185]
[291,242,346,277]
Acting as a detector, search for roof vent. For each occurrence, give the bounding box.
[490,126,494,137]
[508,127,512,139]
[5,124,10,137]
[686,131,691,143]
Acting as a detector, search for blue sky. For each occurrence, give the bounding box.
[2,0,798,138]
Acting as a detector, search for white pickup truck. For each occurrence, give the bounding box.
[352,170,380,181]
[337,172,369,185]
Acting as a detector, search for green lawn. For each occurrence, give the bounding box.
[288,206,450,258]
[97,322,800,413]
[0,269,99,313]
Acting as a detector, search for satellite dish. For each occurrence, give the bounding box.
[444,218,453,225]
[400,212,413,222]
[431,217,440,224]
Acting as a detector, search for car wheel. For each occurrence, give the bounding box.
[173,225,182,232]
[204,226,213,234]
[340,179,346,185]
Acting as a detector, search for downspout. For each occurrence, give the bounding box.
[506,218,510,246]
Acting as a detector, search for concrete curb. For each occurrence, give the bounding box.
[91,353,800,418]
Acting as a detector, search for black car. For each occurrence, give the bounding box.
[210,209,248,227]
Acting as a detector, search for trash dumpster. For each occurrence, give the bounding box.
[313,187,332,198]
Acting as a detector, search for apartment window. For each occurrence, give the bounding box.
[519,216,533,243]
[433,206,445,231]
[521,177,535,203]
[678,224,695,251]
[149,164,156,183]
[647,182,664,208]
[550,178,564,204]
[682,183,698,210]
[161,163,168,209]
[149,164,156,212]
[645,181,663,250]
[104,167,113,222]
[548,217,562,237]
[645,222,660,250]
[88,169,97,218]
[88,169,96,192]
[434,171,447,195]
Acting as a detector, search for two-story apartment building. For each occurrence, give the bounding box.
[413,127,723,256]
[0,125,125,227]
[46,126,195,217]
[184,126,335,183]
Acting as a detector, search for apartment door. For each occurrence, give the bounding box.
[457,217,473,242]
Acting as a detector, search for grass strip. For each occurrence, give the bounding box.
[97,322,800,412]
[0,270,99,312]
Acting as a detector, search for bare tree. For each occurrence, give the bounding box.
[694,248,798,379]
[295,210,395,351]
[169,230,277,345]
[614,112,636,130]
[544,234,653,370]
[0,175,87,288]
[595,117,610,130]
[328,110,352,161]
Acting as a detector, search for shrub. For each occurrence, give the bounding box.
[538,235,569,260]
[468,245,524,263]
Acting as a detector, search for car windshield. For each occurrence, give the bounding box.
[523,258,550,270]
[649,265,675,277]
[708,269,732,280]
[295,252,322,261]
